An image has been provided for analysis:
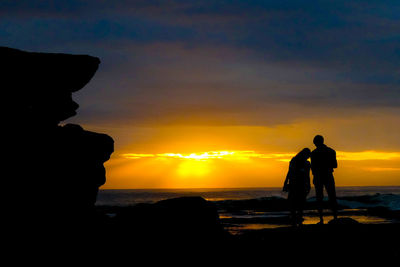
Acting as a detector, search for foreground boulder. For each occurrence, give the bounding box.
[114,197,225,241]
[2,47,113,230]
[328,217,360,225]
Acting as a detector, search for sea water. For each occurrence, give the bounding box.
[96,186,400,233]
[97,186,400,209]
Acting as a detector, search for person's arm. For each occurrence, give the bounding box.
[283,161,293,192]
[282,176,289,192]
[283,174,289,192]
[332,150,338,169]
[305,162,311,193]
[310,153,315,175]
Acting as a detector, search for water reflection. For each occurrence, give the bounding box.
[221,211,394,235]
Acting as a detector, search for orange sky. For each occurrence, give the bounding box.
[88,115,400,188]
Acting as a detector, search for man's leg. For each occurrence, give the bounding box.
[325,173,338,220]
[314,179,324,224]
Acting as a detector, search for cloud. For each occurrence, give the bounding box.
[63,42,400,129]
[122,151,295,161]
[3,1,400,75]
[2,1,400,129]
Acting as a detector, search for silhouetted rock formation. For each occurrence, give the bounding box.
[367,206,400,220]
[328,217,360,225]
[2,46,113,231]
[114,197,225,241]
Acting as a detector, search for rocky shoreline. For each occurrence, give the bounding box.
[87,196,400,259]
[95,195,400,230]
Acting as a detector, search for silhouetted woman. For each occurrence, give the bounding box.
[283,148,311,227]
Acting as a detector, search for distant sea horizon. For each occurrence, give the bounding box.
[100,185,400,190]
[97,185,400,207]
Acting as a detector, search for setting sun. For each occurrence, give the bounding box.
[100,148,400,189]
[177,160,210,176]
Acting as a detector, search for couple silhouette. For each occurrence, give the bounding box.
[283,135,338,226]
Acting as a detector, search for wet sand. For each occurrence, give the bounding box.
[221,209,397,234]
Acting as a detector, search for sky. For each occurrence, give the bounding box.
[2,1,400,188]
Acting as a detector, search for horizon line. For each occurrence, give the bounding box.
[99,185,400,190]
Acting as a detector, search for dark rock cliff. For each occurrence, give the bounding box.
[1,46,114,230]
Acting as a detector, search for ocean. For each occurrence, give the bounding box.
[96,186,400,233]
[97,186,400,209]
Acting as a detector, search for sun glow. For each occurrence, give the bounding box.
[122,150,400,163]
[177,160,210,176]
[103,149,400,188]
[122,150,295,162]
[337,151,400,161]
[158,151,235,160]
[122,149,400,162]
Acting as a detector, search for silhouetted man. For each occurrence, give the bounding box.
[311,135,338,224]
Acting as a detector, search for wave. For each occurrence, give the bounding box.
[213,193,400,211]
[336,194,400,211]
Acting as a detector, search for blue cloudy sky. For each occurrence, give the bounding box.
[2,1,400,124]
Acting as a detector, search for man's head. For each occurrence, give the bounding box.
[313,135,324,147]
